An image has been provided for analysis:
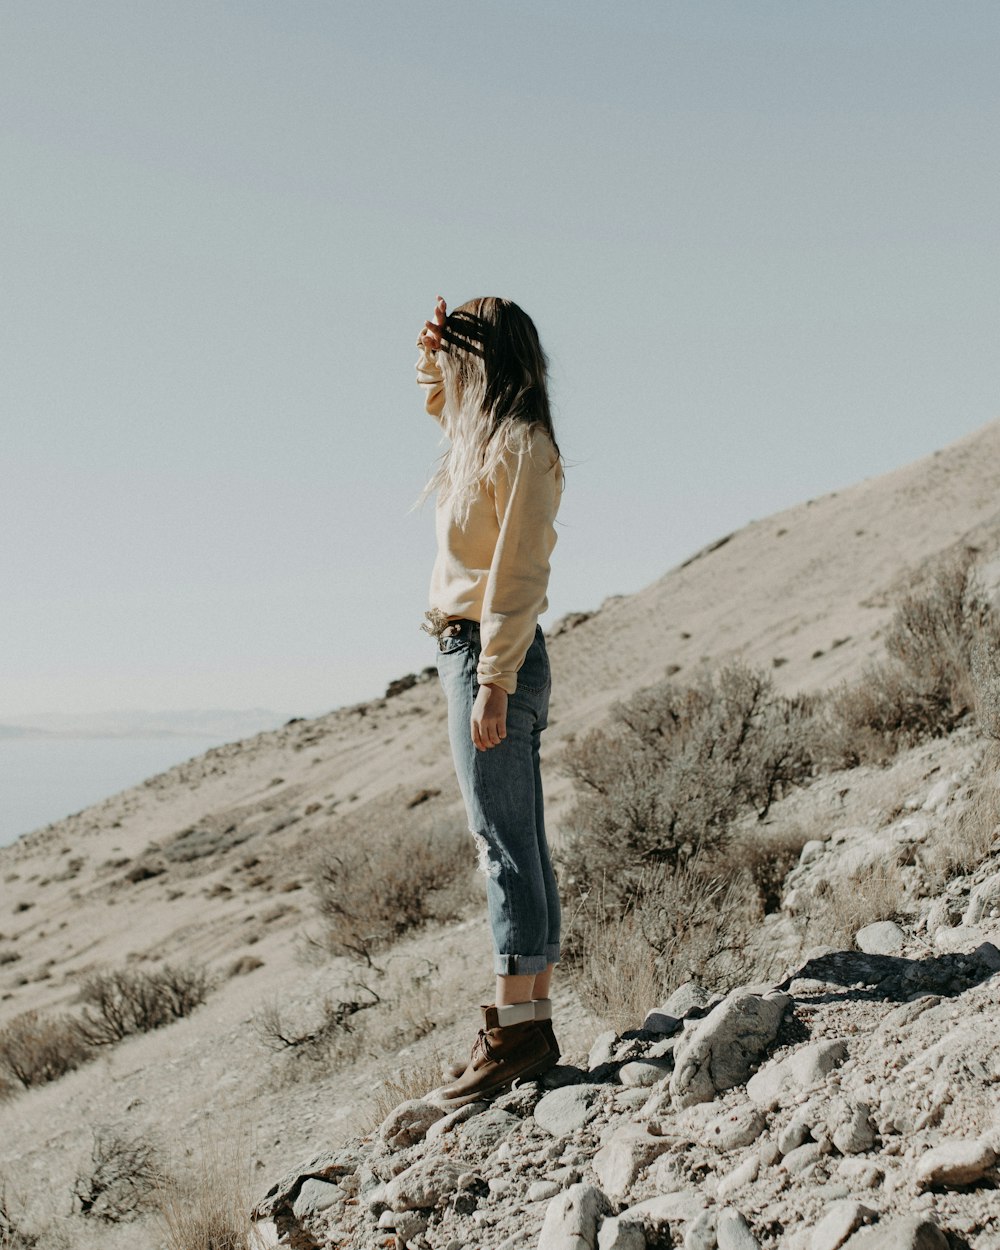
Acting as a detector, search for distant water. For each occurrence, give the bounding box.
[0,735,229,847]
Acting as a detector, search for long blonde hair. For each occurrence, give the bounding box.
[425,297,561,520]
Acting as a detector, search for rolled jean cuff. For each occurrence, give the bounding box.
[494,945,560,977]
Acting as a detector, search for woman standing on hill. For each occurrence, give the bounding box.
[416,295,564,1105]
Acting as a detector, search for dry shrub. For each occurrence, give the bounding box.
[154,1128,257,1250]
[72,1128,160,1222]
[923,752,1000,888]
[805,860,907,948]
[251,986,379,1071]
[311,797,473,965]
[560,662,818,909]
[831,552,1000,765]
[0,1010,92,1090]
[75,963,211,1045]
[364,1048,452,1130]
[0,1187,38,1250]
[566,858,765,1031]
[729,820,812,914]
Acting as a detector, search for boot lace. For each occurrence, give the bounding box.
[471,1028,499,1064]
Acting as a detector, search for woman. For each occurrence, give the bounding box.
[416,295,564,1105]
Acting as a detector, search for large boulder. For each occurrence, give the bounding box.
[670,988,791,1108]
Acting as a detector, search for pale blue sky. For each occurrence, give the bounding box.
[3,1,998,716]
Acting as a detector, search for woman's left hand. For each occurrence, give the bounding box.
[419,295,448,352]
[471,684,508,751]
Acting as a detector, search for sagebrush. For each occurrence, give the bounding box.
[75,963,212,1045]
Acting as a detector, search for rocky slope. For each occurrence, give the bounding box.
[253,739,1000,1250]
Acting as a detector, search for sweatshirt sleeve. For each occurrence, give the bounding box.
[477,432,561,694]
[415,339,446,424]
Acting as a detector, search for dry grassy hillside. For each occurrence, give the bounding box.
[2,418,1000,1250]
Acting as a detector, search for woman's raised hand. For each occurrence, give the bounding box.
[419,295,448,351]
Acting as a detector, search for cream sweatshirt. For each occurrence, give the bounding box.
[416,344,562,695]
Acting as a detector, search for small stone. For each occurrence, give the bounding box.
[589,1030,618,1070]
[717,1207,760,1250]
[747,1040,849,1109]
[290,1178,344,1221]
[663,982,712,1017]
[809,1200,876,1250]
[685,1209,718,1250]
[915,1138,997,1189]
[534,1085,602,1136]
[974,940,1000,971]
[855,921,906,955]
[616,1191,708,1230]
[528,1180,561,1202]
[619,1059,672,1087]
[592,1124,672,1197]
[379,1099,446,1150]
[778,1110,813,1157]
[841,1215,948,1249]
[799,839,826,866]
[597,1217,647,1250]
[781,1142,824,1175]
[459,1108,520,1153]
[717,1154,760,1201]
[615,1086,653,1112]
[425,1101,489,1141]
[537,1183,610,1250]
[384,1157,470,1212]
[641,1008,682,1035]
[832,1101,875,1155]
[705,1103,767,1151]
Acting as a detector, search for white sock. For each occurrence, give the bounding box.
[532,998,552,1021]
[494,1001,534,1027]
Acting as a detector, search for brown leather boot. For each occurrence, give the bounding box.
[436,1006,557,1106]
[442,1006,560,1079]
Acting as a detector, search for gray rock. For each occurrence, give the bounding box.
[379,1099,447,1150]
[529,1179,562,1202]
[781,1142,824,1174]
[616,1191,708,1231]
[747,1039,848,1109]
[641,1008,682,1035]
[537,1182,610,1250]
[597,1218,647,1250]
[717,1207,760,1250]
[716,1153,760,1201]
[425,1101,490,1141]
[809,1201,876,1250]
[855,922,906,955]
[832,1100,875,1155]
[384,1156,470,1212]
[291,1178,344,1220]
[535,1085,602,1136]
[619,1059,673,1087]
[915,1138,997,1189]
[589,1030,618,1070]
[670,989,791,1108]
[685,1209,718,1250]
[976,940,1000,971]
[378,1208,429,1238]
[459,1107,520,1154]
[799,839,827,866]
[592,1123,673,1197]
[663,981,711,1018]
[704,1103,767,1151]
[615,1086,653,1112]
[777,1110,813,1156]
[841,1216,948,1250]
[966,873,1000,925]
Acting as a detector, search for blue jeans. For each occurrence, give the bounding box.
[436,620,561,976]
